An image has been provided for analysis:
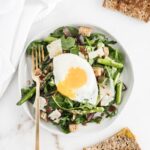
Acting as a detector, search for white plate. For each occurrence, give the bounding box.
[18,24,134,135]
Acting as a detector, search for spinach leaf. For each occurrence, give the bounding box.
[48,97,59,109]
[51,27,64,38]
[75,115,86,124]
[52,94,104,115]
[84,33,106,47]
[107,45,124,64]
[90,33,106,42]
[103,40,117,45]
[70,46,79,55]
[61,36,75,50]
[49,93,74,109]
[67,26,78,37]
[43,36,57,43]
[59,112,72,133]
[51,26,78,38]
[91,116,102,123]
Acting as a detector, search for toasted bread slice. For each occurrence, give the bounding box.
[103,0,150,22]
[103,0,118,10]
[83,128,141,150]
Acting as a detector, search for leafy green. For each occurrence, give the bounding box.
[61,36,75,50]
[51,94,104,115]
[59,112,72,133]
[51,27,64,38]
[43,36,57,43]
[86,46,94,52]
[103,40,117,45]
[51,26,78,38]
[85,37,92,46]
[42,73,56,96]
[91,116,102,123]
[107,45,124,64]
[48,97,59,109]
[70,46,79,55]
[75,115,86,124]
[66,26,78,37]
[103,105,117,118]
[90,33,106,42]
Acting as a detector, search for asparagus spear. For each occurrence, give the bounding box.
[16,87,36,105]
[114,72,121,85]
[97,58,123,69]
[70,107,104,115]
[52,96,104,115]
[115,82,123,105]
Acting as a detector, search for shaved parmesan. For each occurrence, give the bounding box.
[48,109,61,121]
[100,79,115,106]
[88,48,104,59]
[47,39,62,58]
[40,97,47,112]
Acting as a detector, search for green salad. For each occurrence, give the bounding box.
[17,26,126,133]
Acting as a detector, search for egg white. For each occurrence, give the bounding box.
[53,53,98,105]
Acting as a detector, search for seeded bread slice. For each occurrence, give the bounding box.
[103,0,150,22]
[83,128,141,150]
[103,0,118,9]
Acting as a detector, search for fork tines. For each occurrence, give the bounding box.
[32,45,45,71]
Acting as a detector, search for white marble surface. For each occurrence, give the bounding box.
[1,0,150,149]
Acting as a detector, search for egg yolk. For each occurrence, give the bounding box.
[57,67,87,99]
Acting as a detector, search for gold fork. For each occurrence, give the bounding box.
[32,45,45,150]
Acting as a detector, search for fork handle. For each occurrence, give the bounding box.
[35,81,40,150]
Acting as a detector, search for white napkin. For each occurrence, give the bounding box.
[0,0,62,98]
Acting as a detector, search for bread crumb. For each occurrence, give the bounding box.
[79,27,92,37]
[69,124,78,132]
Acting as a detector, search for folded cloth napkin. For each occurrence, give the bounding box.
[0,0,62,99]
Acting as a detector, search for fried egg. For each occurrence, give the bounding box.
[53,53,98,105]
